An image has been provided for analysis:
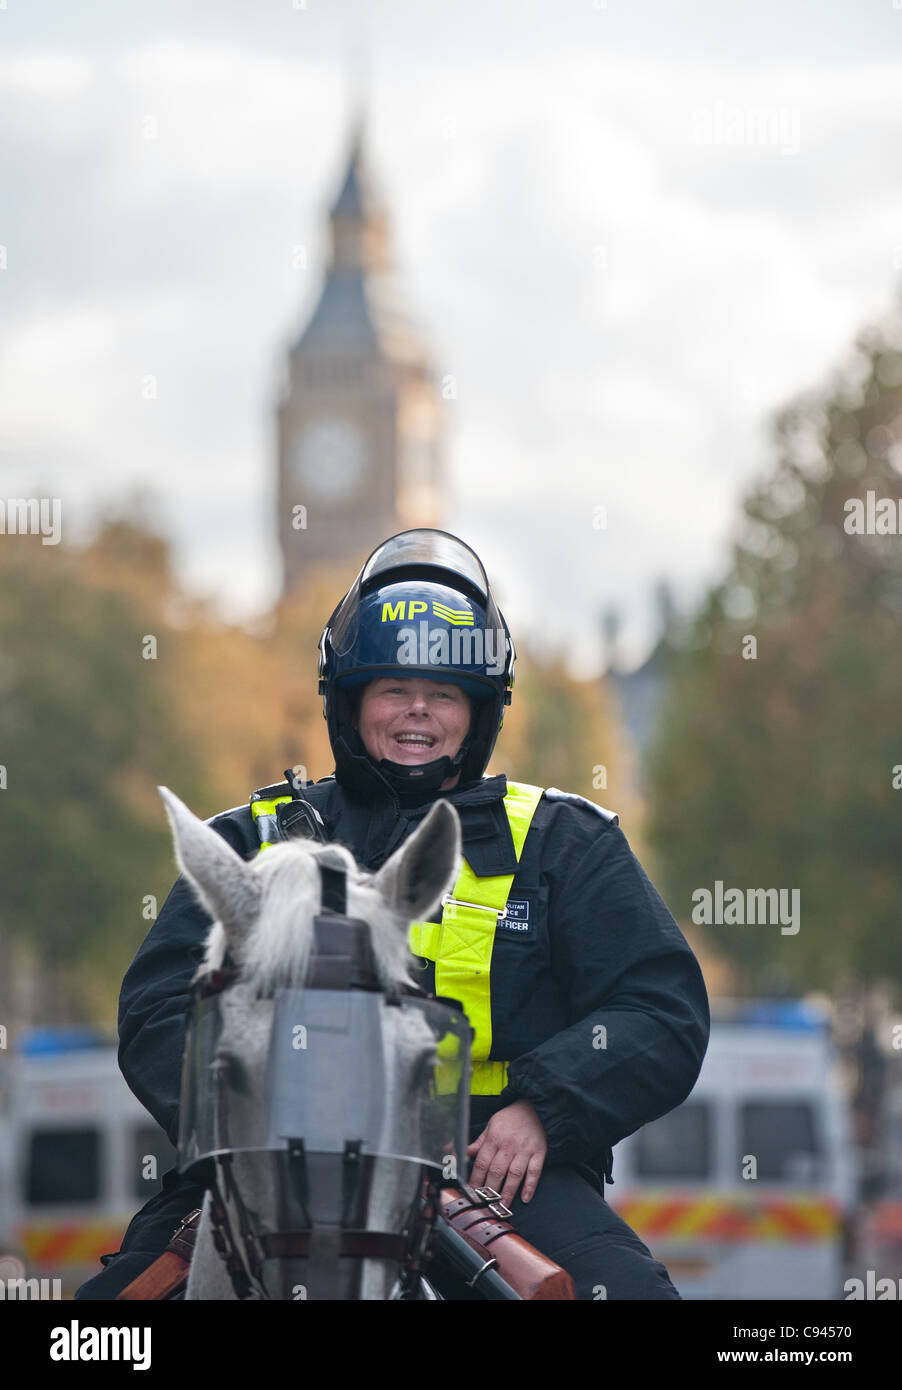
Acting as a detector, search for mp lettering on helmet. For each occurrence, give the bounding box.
[381,599,429,622]
[381,598,474,626]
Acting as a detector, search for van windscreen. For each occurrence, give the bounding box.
[26,1128,101,1205]
[635,1101,712,1179]
[739,1101,821,1182]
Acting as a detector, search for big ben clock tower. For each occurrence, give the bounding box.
[277,118,444,596]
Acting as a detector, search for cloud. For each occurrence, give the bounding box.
[1,38,901,665]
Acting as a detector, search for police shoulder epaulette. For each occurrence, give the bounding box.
[205,803,251,825]
[543,786,619,826]
[249,781,294,803]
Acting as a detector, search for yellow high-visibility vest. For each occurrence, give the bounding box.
[249,779,545,1097]
[407,781,543,1095]
[249,790,290,849]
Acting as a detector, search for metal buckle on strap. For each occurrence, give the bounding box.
[473,1186,513,1219]
[170,1209,202,1242]
[466,1257,499,1288]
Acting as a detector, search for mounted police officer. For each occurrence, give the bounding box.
[76,528,709,1301]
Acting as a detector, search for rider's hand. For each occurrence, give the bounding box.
[466,1099,548,1207]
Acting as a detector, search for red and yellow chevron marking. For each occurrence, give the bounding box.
[615,1193,842,1242]
[17,1222,128,1267]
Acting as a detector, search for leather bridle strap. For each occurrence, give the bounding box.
[209,1140,420,1297]
[209,1156,269,1300]
[318,862,347,914]
[261,1232,412,1261]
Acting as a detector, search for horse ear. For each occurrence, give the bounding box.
[373,799,462,924]
[158,787,261,952]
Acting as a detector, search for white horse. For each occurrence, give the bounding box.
[157,786,463,1300]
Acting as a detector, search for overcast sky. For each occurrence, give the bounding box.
[2,1,902,675]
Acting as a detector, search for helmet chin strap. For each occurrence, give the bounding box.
[376,753,455,797]
[333,730,470,802]
[376,737,471,798]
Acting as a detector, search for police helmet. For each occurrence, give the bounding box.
[318,529,515,798]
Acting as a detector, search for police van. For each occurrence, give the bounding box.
[605,999,858,1300]
[0,1028,176,1298]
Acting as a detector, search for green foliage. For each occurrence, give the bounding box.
[0,523,209,1013]
[646,306,902,995]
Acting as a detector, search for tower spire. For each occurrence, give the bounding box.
[327,112,389,276]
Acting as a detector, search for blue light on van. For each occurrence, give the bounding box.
[731,1000,829,1031]
[19,1027,113,1055]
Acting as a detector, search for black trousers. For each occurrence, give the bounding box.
[75,1162,680,1302]
[502,1166,680,1300]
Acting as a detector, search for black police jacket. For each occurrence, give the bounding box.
[117,770,709,1244]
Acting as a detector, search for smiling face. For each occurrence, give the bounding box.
[353,677,472,790]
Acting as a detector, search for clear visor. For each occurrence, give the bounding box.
[329,530,501,657]
[178,989,471,1174]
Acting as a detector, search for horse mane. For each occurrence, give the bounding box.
[190,838,400,998]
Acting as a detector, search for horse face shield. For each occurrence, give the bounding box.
[177,988,471,1179]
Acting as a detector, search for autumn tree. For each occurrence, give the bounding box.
[0,514,210,1020]
[646,303,902,996]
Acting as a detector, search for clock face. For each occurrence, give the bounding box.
[291,419,367,502]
